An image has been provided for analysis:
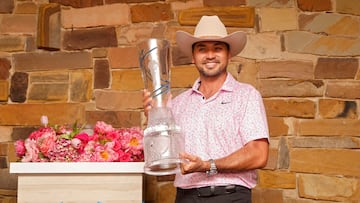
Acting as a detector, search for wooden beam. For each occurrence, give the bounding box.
[178,6,255,28]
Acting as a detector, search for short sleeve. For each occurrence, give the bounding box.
[239,88,269,144]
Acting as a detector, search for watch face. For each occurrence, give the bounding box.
[210,169,218,175]
[207,159,218,176]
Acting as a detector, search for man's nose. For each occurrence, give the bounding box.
[206,50,216,58]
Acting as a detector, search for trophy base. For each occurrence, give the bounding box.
[144,158,182,176]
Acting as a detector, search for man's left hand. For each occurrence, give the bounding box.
[179,152,208,174]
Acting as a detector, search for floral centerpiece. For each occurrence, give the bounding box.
[14,119,144,162]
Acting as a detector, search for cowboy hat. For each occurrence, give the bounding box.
[176,15,247,58]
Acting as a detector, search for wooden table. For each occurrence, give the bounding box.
[10,162,145,203]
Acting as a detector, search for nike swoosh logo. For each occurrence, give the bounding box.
[221,101,231,104]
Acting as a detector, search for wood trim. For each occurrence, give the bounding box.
[178,6,255,28]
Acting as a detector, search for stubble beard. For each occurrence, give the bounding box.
[198,61,228,78]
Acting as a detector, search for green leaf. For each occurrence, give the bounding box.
[60,133,71,140]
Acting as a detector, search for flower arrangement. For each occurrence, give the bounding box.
[14,120,144,162]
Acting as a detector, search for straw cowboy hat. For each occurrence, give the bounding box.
[176,15,247,58]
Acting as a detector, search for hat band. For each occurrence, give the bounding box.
[195,35,226,39]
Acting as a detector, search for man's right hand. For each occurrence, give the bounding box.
[142,89,152,117]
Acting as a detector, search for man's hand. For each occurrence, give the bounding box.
[179,138,269,175]
[180,152,208,175]
[142,89,152,117]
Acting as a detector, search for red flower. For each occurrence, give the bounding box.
[14,140,25,157]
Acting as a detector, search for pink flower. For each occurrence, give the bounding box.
[56,125,72,135]
[119,127,144,155]
[118,150,131,162]
[22,139,41,162]
[77,140,96,162]
[75,133,90,143]
[94,121,115,135]
[88,133,99,142]
[71,138,82,149]
[29,127,53,140]
[14,140,26,157]
[104,131,120,142]
[38,131,56,157]
[93,141,119,162]
[47,138,79,162]
[83,140,96,153]
[112,140,122,152]
[15,121,144,163]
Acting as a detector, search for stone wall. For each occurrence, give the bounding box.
[0,0,360,202]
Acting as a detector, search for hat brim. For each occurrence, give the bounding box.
[176,30,247,58]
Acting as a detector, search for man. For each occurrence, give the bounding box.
[143,15,269,203]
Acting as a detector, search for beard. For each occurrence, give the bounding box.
[197,60,227,77]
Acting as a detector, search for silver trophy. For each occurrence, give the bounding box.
[138,38,184,176]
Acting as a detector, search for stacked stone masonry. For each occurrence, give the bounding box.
[0,0,360,202]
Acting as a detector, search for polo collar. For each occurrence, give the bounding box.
[191,72,236,94]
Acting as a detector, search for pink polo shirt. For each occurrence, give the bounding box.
[169,73,269,189]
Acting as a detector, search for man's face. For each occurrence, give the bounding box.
[192,41,231,78]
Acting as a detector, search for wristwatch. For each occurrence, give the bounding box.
[206,159,218,176]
